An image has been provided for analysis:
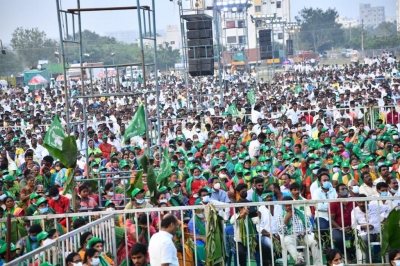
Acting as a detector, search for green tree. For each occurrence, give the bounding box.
[10,27,59,67]
[295,8,344,52]
[156,42,181,71]
[0,49,22,77]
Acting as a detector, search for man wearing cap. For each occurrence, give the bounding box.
[3,175,19,198]
[16,224,42,255]
[125,188,152,210]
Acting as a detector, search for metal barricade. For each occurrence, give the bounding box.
[3,196,398,266]
[4,214,116,266]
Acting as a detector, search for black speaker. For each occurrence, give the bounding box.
[286,39,293,56]
[188,59,214,76]
[185,16,214,76]
[259,29,272,60]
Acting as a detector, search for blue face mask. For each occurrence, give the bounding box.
[322,181,332,190]
[30,235,37,241]
[380,191,388,197]
[136,199,145,204]
[39,207,48,214]
[265,163,271,168]
[194,175,202,180]
[86,245,90,250]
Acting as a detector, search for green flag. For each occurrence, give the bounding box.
[124,104,146,142]
[227,102,239,116]
[247,89,256,105]
[43,115,66,162]
[294,83,302,94]
[156,148,172,184]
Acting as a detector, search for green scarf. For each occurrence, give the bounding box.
[252,189,261,202]
[137,226,149,245]
[185,176,206,196]
[99,255,111,266]
[219,178,228,191]
[282,208,306,235]
[238,214,257,252]
[194,215,206,237]
[170,196,181,207]
[25,236,34,253]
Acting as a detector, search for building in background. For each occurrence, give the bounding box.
[247,0,291,50]
[140,25,181,51]
[359,3,385,28]
[336,17,359,28]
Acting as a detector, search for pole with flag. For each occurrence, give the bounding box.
[156,148,172,186]
[227,101,240,116]
[247,89,256,106]
[43,115,67,163]
[124,104,147,143]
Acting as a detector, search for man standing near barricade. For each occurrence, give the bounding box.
[148,214,179,266]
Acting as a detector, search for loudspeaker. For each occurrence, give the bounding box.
[188,58,214,76]
[286,39,293,56]
[185,16,214,76]
[259,29,272,60]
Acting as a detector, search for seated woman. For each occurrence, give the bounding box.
[101,183,124,207]
[187,205,206,266]
[3,196,24,217]
[83,248,100,266]
[78,232,93,260]
[87,237,114,266]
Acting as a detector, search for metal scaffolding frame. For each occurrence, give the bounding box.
[178,0,224,106]
[55,0,160,210]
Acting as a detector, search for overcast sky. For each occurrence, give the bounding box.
[1,0,397,44]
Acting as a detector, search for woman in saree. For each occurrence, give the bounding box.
[3,196,24,217]
[87,237,115,266]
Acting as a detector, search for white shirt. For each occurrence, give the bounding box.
[258,205,279,234]
[149,230,179,266]
[312,186,338,220]
[248,139,261,159]
[351,204,391,235]
[251,109,264,123]
[286,108,301,124]
[280,185,290,194]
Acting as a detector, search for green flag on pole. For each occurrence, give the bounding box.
[247,89,256,105]
[124,104,146,142]
[43,115,67,162]
[227,102,239,116]
[156,148,172,184]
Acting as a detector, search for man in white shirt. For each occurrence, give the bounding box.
[285,103,301,124]
[251,105,264,123]
[248,133,266,159]
[148,214,179,266]
[258,189,281,263]
[311,173,338,231]
[352,195,391,263]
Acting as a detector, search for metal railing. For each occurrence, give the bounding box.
[4,214,116,266]
[3,196,398,266]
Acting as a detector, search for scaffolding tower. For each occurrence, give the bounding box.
[55,0,160,209]
[178,0,224,106]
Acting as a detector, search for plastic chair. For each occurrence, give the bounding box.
[225,225,238,266]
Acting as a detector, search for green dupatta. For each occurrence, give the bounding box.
[137,226,149,245]
[282,208,306,235]
[252,190,261,202]
[195,215,206,237]
[99,255,111,266]
[238,214,257,252]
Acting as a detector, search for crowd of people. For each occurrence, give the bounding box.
[0,54,400,266]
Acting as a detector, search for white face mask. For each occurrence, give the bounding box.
[107,191,114,196]
[213,183,221,190]
[72,263,83,266]
[91,258,100,266]
[393,135,399,140]
[352,165,358,170]
[333,167,340,173]
[333,263,344,266]
[312,169,318,175]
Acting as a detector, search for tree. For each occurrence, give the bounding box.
[0,49,22,77]
[10,27,59,67]
[295,8,344,52]
[374,22,397,39]
[156,42,181,71]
